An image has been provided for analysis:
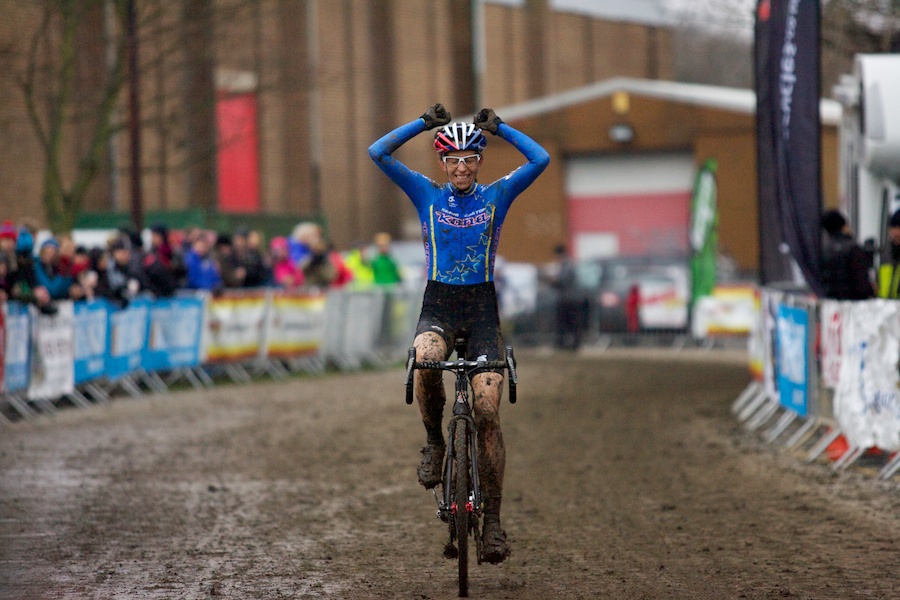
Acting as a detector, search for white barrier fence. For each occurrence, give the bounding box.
[734,286,900,480]
[0,285,424,423]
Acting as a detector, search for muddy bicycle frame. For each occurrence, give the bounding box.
[404,337,517,596]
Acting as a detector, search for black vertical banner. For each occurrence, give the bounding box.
[755,0,823,294]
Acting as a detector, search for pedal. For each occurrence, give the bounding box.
[434,490,451,522]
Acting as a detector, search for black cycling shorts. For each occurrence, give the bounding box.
[415,280,504,371]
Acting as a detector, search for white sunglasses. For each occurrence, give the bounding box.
[442,154,481,167]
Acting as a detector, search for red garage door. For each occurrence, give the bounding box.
[216,92,260,213]
[565,153,695,259]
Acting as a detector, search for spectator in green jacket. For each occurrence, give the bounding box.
[878,209,900,299]
[371,232,402,286]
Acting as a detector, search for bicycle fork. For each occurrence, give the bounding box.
[437,396,482,515]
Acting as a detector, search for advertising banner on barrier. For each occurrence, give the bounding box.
[144,296,204,371]
[691,285,758,339]
[761,289,782,401]
[74,300,110,384]
[107,298,151,380]
[834,300,900,450]
[776,302,810,417]
[638,276,689,330]
[264,291,326,358]
[747,293,766,380]
[3,302,30,393]
[819,300,845,390]
[28,302,76,399]
[204,291,268,362]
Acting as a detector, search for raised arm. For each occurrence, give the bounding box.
[368,104,452,198]
[473,108,550,199]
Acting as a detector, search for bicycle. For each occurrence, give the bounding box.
[404,336,518,598]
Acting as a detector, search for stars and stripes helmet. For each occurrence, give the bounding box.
[433,122,487,154]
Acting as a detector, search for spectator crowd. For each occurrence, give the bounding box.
[0,219,405,313]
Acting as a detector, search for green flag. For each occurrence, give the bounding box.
[689,158,718,302]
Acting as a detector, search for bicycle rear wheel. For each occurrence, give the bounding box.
[453,421,470,597]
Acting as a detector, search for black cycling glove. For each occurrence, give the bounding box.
[421,103,451,130]
[473,108,503,134]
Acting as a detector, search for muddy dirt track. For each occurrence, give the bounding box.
[1,348,898,600]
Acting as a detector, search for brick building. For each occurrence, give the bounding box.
[0,0,674,252]
[0,0,837,270]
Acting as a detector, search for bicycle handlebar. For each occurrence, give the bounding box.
[405,346,517,405]
[413,359,509,371]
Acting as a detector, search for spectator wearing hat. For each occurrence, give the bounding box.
[102,236,146,307]
[0,220,17,249]
[119,227,146,273]
[6,227,52,311]
[270,236,303,288]
[184,232,223,292]
[213,233,246,289]
[34,237,76,300]
[878,209,900,299]
[819,209,875,300]
[288,222,319,266]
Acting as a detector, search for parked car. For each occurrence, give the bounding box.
[577,255,690,333]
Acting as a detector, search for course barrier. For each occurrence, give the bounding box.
[734,285,900,480]
[1,285,424,423]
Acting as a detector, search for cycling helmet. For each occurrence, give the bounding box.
[434,122,487,154]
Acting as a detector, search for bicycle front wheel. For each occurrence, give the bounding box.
[453,421,470,597]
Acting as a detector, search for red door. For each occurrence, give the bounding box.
[216,92,260,213]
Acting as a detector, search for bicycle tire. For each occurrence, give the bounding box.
[453,421,470,597]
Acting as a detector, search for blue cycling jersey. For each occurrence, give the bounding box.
[368,119,550,285]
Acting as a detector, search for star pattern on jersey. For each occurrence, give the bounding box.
[474,233,492,249]
[441,262,472,284]
[460,251,484,274]
[437,246,487,284]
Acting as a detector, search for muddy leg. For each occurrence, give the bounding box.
[414,332,448,445]
[472,372,505,512]
[472,371,509,562]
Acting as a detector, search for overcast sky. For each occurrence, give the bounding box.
[664,0,757,35]
[485,0,758,36]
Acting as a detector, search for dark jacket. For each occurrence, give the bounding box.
[142,243,178,298]
[820,232,874,300]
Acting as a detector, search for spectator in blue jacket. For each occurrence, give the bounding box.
[184,232,223,292]
[33,238,75,300]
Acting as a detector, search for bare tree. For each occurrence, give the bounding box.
[669,0,900,91]
[9,0,265,232]
[17,0,128,233]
